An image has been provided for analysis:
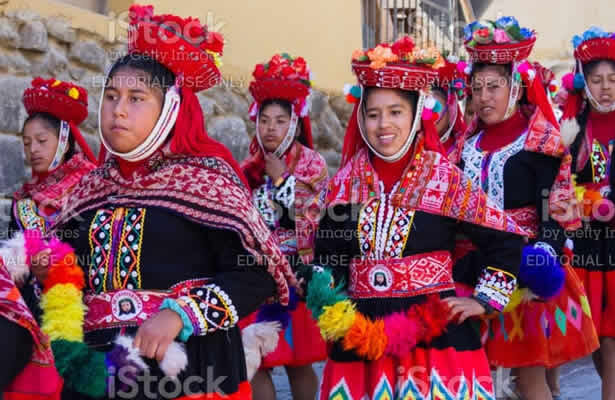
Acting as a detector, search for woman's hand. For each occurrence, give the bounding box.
[134,309,183,361]
[30,248,52,283]
[264,153,287,183]
[444,297,486,323]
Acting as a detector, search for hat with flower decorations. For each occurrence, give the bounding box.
[464,16,536,64]
[342,36,447,164]
[560,27,615,144]
[128,4,224,92]
[247,53,314,159]
[463,17,561,132]
[23,77,96,166]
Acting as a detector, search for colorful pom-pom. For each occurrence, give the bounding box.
[422,109,434,121]
[573,73,585,90]
[457,61,468,73]
[350,85,362,99]
[433,100,443,114]
[424,96,436,109]
[562,73,575,92]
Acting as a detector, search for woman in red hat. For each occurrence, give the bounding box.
[300,36,526,400]
[461,18,598,399]
[560,27,615,399]
[10,78,97,237]
[21,5,297,400]
[239,54,328,400]
[1,77,96,400]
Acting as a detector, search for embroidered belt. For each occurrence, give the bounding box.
[84,278,210,333]
[507,206,538,238]
[348,251,454,299]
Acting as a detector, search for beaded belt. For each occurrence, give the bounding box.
[348,251,454,299]
[84,278,210,333]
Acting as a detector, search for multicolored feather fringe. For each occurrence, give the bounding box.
[306,266,451,360]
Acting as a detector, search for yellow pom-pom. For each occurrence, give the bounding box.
[206,50,223,69]
[51,80,61,87]
[40,283,85,342]
[317,300,356,341]
[68,87,79,100]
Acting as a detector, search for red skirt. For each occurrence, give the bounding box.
[319,347,495,400]
[485,263,599,368]
[573,268,615,337]
[240,301,327,368]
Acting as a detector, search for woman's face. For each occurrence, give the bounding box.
[22,118,60,173]
[471,66,516,125]
[364,88,414,158]
[101,68,164,154]
[433,89,451,137]
[258,103,291,153]
[585,60,615,109]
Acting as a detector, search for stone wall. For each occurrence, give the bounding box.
[0,8,351,237]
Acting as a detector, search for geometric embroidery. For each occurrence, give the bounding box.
[328,369,495,400]
[397,374,424,400]
[112,208,146,290]
[328,378,353,400]
[177,284,239,335]
[372,374,394,400]
[554,307,567,335]
[566,298,582,331]
[430,369,455,400]
[87,207,146,293]
[473,375,496,400]
[580,295,592,317]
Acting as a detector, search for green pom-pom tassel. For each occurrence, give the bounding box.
[306,268,347,319]
[51,339,109,398]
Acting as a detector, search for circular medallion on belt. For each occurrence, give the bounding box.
[368,265,393,292]
[111,290,143,321]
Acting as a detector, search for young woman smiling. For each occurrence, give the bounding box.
[301,36,525,400]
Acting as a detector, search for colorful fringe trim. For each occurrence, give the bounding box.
[30,231,109,398]
[306,267,451,360]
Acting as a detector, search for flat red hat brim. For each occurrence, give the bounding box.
[464,36,536,64]
[352,62,439,91]
[128,21,222,92]
[23,88,88,124]
[249,79,310,104]
[574,37,615,63]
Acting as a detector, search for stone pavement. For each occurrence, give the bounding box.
[272,357,601,399]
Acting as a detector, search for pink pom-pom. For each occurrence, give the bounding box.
[517,61,530,75]
[23,229,46,264]
[562,73,575,92]
[457,61,467,73]
[422,109,433,121]
[48,237,74,263]
[383,313,420,357]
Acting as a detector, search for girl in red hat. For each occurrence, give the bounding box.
[1,77,97,400]
[301,36,526,400]
[11,78,97,237]
[18,4,297,400]
[461,18,598,399]
[560,27,615,399]
[239,54,328,400]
